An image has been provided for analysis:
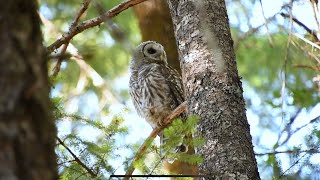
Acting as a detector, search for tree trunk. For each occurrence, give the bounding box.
[166,0,260,179]
[0,1,58,179]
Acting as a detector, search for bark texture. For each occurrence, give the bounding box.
[133,0,180,72]
[0,0,58,179]
[166,0,260,179]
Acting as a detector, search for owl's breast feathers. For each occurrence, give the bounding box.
[129,63,184,128]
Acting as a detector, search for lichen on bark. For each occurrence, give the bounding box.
[166,0,260,179]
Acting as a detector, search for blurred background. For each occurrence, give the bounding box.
[41,0,320,179]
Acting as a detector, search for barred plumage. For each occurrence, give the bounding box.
[129,41,186,152]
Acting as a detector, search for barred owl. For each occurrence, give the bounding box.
[129,41,186,152]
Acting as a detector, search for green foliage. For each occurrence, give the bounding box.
[236,33,320,179]
[41,0,142,176]
[163,115,204,165]
[237,33,320,109]
[122,116,204,176]
[41,0,320,179]
[56,112,128,179]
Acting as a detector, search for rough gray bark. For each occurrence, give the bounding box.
[0,0,58,179]
[166,0,260,179]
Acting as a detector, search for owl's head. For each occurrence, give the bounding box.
[130,41,167,69]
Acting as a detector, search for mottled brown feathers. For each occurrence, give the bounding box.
[129,41,186,150]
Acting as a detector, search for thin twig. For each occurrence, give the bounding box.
[57,137,97,178]
[124,102,188,180]
[94,1,127,43]
[48,52,72,59]
[52,44,68,76]
[292,64,320,71]
[279,1,294,145]
[72,0,92,27]
[233,1,297,50]
[291,114,320,135]
[290,38,320,64]
[259,0,273,46]
[280,13,319,42]
[51,0,92,76]
[276,108,302,147]
[310,0,319,11]
[42,13,120,105]
[234,14,278,50]
[310,0,320,36]
[47,0,148,53]
[58,159,76,166]
[293,33,320,51]
[147,154,166,178]
[255,148,319,156]
[280,152,308,177]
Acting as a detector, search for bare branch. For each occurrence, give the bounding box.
[47,0,148,53]
[51,0,92,76]
[41,14,120,106]
[290,37,320,64]
[280,152,308,177]
[124,101,188,179]
[255,148,319,156]
[72,0,91,26]
[291,114,320,135]
[234,13,278,50]
[292,64,320,71]
[57,137,97,178]
[280,3,294,131]
[259,0,274,46]
[293,33,320,51]
[276,108,302,147]
[280,13,319,42]
[52,44,68,76]
[310,0,320,34]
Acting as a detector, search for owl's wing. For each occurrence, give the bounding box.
[159,65,185,107]
[157,65,189,153]
[129,75,143,117]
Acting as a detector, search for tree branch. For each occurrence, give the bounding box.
[280,152,308,177]
[123,101,187,179]
[46,0,148,53]
[255,148,319,156]
[292,64,320,71]
[280,12,319,42]
[234,13,278,50]
[56,137,97,178]
[52,0,91,77]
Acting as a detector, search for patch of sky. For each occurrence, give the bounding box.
[113,72,130,90]
[104,32,116,47]
[51,83,63,98]
[40,4,54,20]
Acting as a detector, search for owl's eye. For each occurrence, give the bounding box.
[147,48,157,54]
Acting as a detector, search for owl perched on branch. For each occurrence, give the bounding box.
[129,41,187,153]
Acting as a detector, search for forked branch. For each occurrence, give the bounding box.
[51,0,91,76]
[47,0,148,53]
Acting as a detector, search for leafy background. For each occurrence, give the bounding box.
[41,0,320,179]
